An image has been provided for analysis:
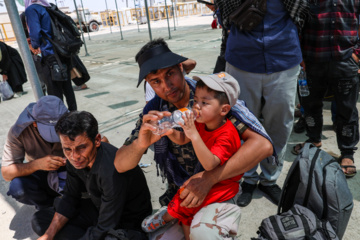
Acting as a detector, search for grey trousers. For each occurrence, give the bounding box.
[226,63,300,185]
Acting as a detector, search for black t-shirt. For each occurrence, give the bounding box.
[56,142,152,239]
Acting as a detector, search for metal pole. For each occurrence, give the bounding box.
[104,0,113,34]
[55,0,58,5]
[171,0,176,30]
[79,0,91,40]
[114,0,124,40]
[174,0,178,25]
[164,0,171,39]
[4,0,43,100]
[144,0,152,40]
[134,0,140,32]
[73,0,89,56]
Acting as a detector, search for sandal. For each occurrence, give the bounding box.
[73,84,88,91]
[141,206,168,233]
[291,140,322,155]
[339,157,357,178]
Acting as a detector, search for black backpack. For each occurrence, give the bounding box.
[278,144,353,239]
[43,3,83,58]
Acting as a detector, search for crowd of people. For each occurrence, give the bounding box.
[1,0,359,239]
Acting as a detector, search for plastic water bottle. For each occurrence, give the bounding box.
[298,69,310,97]
[152,108,199,135]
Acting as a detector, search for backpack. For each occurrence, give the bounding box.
[252,204,339,240]
[43,3,83,58]
[278,144,353,239]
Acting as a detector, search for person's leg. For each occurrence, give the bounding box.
[7,171,59,209]
[301,61,329,146]
[32,198,98,240]
[259,65,299,185]
[189,203,241,240]
[331,57,359,176]
[182,225,190,240]
[61,76,77,111]
[225,62,262,184]
[43,62,64,101]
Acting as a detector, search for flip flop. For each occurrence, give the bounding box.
[339,157,357,178]
[73,84,88,91]
[291,140,322,155]
[292,143,304,155]
[340,165,357,178]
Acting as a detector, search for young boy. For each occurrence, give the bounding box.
[142,72,242,239]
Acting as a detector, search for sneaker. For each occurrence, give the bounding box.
[141,206,177,233]
[237,182,257,207]
[294,116,306,133]
[258,183,282,205]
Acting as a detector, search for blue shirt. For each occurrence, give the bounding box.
[225,0,302,74]
[25,4,54,57]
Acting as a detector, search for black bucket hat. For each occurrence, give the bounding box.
[136,44,188,87]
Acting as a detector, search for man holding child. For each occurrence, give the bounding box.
[114,38,275,239]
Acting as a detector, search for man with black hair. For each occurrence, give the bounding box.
[114,38,274,238]
[32,111,152,240]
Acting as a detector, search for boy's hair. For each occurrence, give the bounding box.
[196,80,229,105]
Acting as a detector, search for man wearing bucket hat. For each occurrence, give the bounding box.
[114,38,275,238]
[1,95,68,209]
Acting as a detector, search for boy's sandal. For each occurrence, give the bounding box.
[291,140,322,155]
[338,157,357,178]
[141,206,168,233]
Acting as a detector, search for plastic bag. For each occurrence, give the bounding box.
[0,80,14,100]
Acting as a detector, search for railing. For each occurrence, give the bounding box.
[0,1,212,42]
[99,1,212,27]
[0,22,15,42]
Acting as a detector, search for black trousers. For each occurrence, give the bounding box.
[31,198,147,240]
[42,55,77,111]
[302,56,359,159]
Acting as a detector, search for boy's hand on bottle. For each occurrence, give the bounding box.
[180,111,199,141]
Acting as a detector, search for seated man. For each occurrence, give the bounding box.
[114,38,275,239]
[32,111,152,240]
[2,95,68,209]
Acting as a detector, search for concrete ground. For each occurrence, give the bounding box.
[0,14,359,239]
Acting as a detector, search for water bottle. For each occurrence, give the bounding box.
[298,69,310,97]
[152,108,199,135]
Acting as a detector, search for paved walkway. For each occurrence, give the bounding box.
[0,14,359,239]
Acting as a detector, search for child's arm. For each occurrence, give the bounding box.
[180,113,220,171]
[167,129,191,145]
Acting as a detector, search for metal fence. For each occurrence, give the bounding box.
[0,1,212,42]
